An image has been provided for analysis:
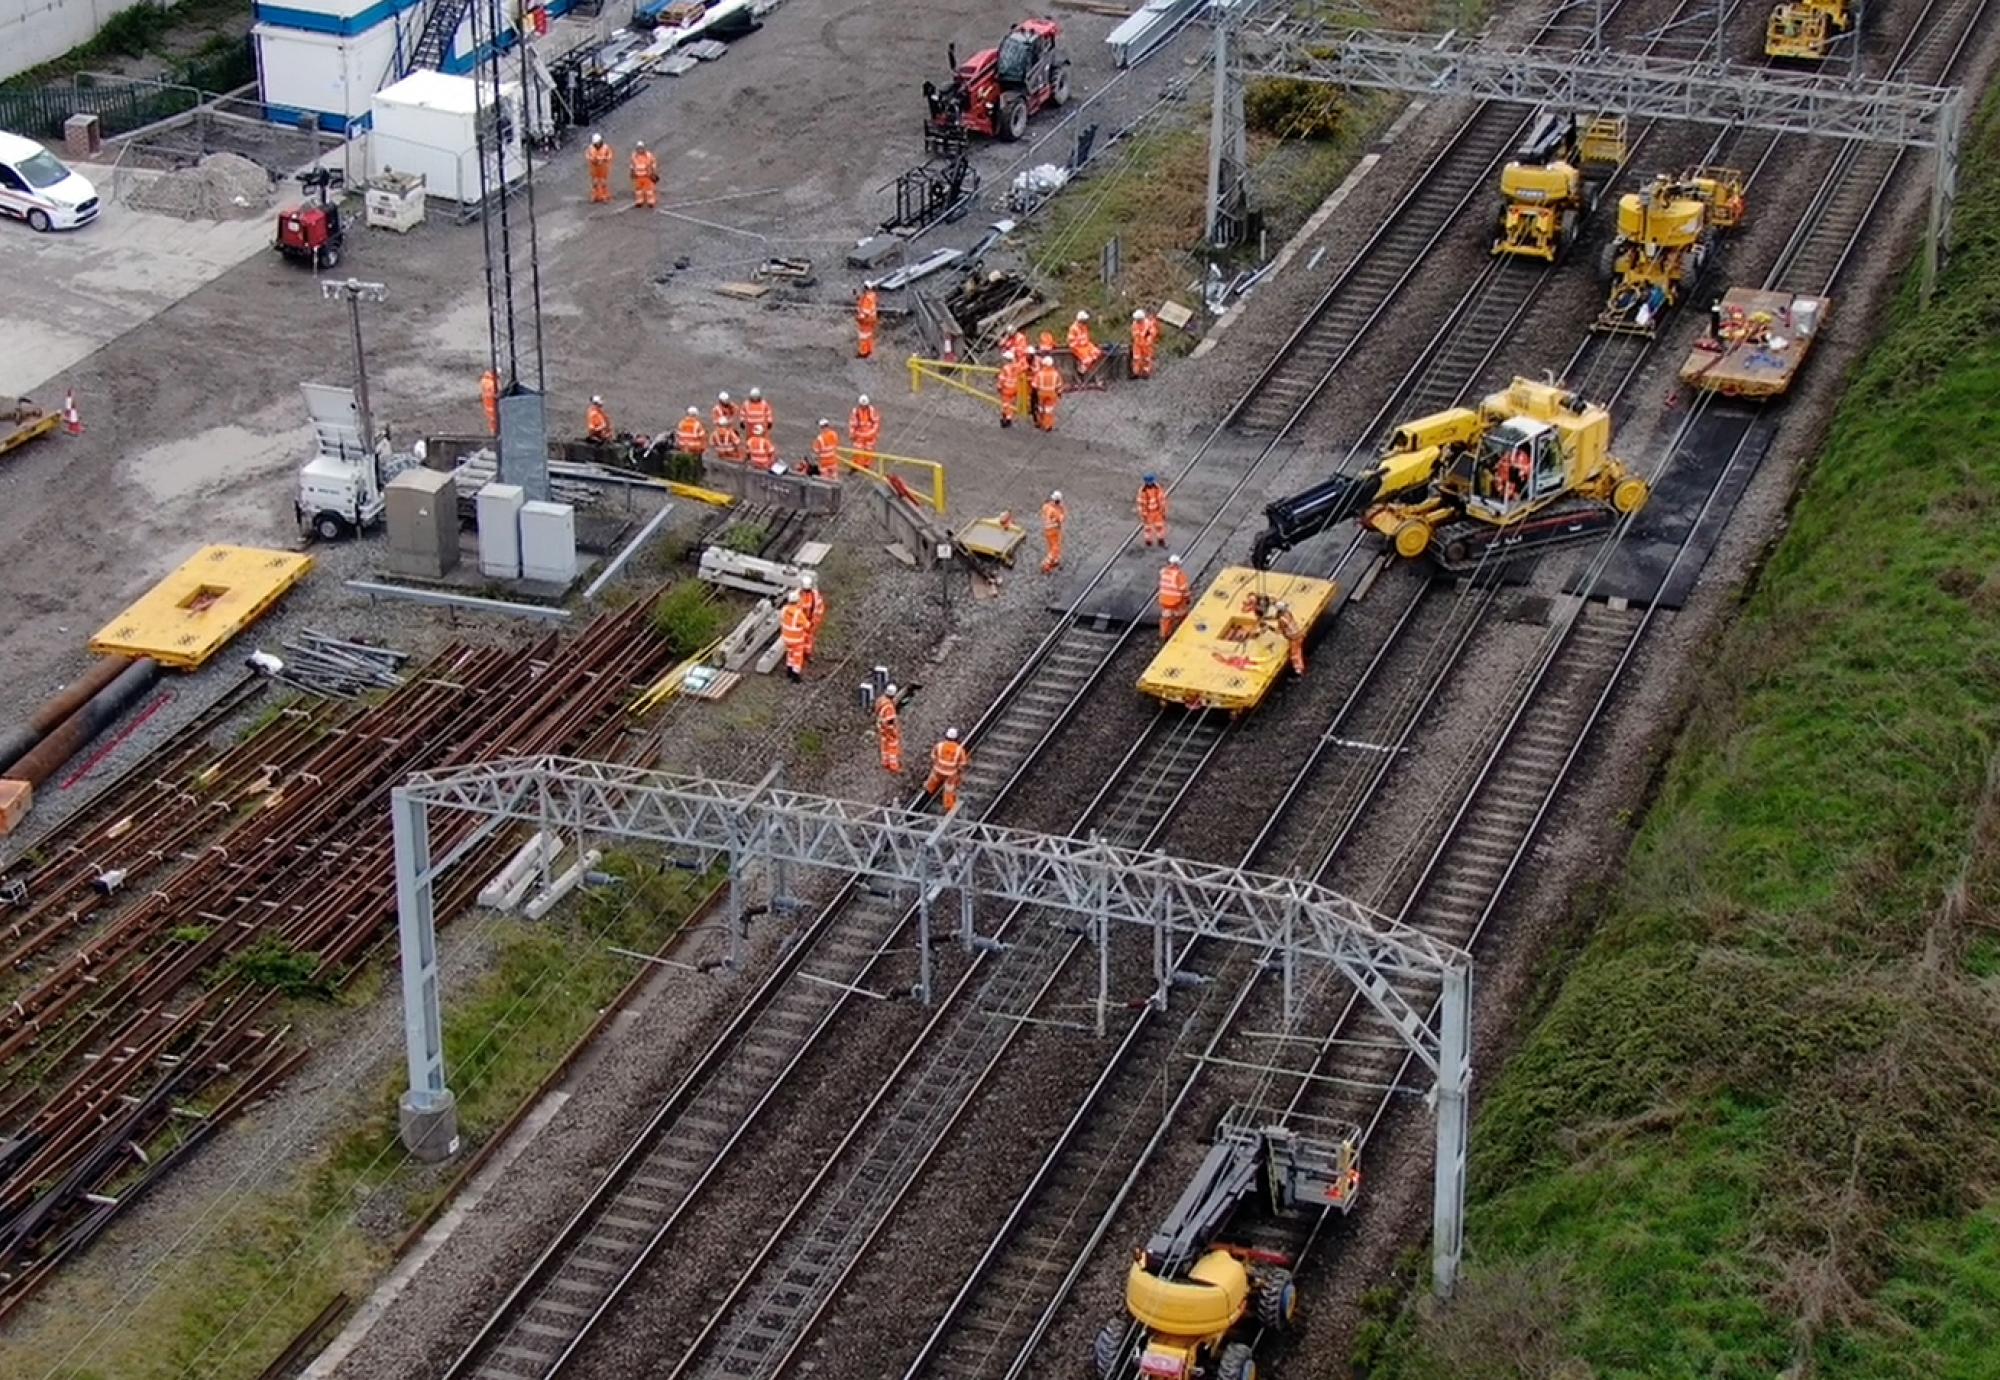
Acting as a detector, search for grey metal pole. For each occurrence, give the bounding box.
[1205,11,1229,247]
[1924,90,1961,304]
[393,788,459,1161]
[1432,962,1472,1297]
[917,882,933,1005]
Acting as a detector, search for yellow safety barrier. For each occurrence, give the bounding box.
[838,446,948,514]
[908,355,1005,409]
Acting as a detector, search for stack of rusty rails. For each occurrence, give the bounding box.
[0,593,680,1318]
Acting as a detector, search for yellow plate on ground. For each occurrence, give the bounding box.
[90,545,315,670]
[1136,567,1338,712]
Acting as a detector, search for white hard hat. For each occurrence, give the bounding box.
[863,280,876,290]
[718,390,731,402]
[1133,308,1146,320]
[749,386,763,399]
[1050,489,1062,501]
[801,571,815,587]
[819,417,832,428]
[635,140,646,149]
[1076,310,1090,322]
[1168,554,1182,565]
[946,727,959,740]
[1001,349,1015,360]
[591,132,604,144]
[591,395,603,405]
[883,683,898,697]
[687,406,699,417]
[1277,600,1290,611]
[751,423,765,434]
[1041,355,1055,366]
[788,590,801,603]
[857,394,870,406]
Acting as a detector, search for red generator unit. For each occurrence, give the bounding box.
[275,167,345,270]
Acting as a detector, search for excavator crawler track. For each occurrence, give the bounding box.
[1427,504,1621,575]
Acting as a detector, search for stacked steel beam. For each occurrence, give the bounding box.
[0,594,677,1316]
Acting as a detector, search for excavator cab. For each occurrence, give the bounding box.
[1467,421,1564,512]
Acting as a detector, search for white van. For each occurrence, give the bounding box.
[0,131,100,231]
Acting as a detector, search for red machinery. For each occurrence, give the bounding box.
[274,168,345,270]
[923,18,1071,147]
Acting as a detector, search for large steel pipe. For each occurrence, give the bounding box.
[0,657,133,775]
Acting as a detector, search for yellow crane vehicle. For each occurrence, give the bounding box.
[1767,0,1852,58]
[1490,110,1627,263]
[1250,377,1647,575]
[1595,166,1746,335]
[1094,1113,1361,1380]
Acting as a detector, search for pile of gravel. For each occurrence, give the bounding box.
[128,151,276,221]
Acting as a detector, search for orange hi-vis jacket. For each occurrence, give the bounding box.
[1137,483,1168,526]
[746,431,777,471]
[812,426,841,479]
[1158,562,1191,611]
[1041,497,1066,535]
[675,414,707,455]
[849,404,881,447]
[930,737,969,781]
[742,397,774,432]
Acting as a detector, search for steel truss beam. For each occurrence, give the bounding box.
[1242,25,1964,295]
[389,756,1477,1292]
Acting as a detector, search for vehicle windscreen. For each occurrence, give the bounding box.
[18,151,70,189]
[997,34,1032,83]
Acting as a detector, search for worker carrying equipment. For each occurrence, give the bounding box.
[1596,166,1746,335]
[1041,489,1067,574]
[1130,308,1159,379]
[1489,110,1623,263]
[996,350,1026,428]
[1273,600,1305,676]
[480,369,499,436]
[856,284,879,359]
[925,728,970,814]
[1137,474,1168,548]
[849,395,881,470]
[630,141,659,209]
[779,590,812,681]
[712,392,743,462]
[1032,354,1063,431]
[813,420,841,480]
[746,423,776,471]
[1158,555,1191,640]
[676,406,708,457]
[1068,310,1102,378]
[742,386,774,434]
[586,133,613,204]
[586,395,612,442]
[875,685,904,775]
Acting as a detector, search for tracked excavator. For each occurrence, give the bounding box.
[1094,1113,1361,1380]
[1595,167,1746,335]
[1489,110,1626,263]
[1251,377,1649,574]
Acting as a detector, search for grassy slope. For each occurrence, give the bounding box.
[1363,94,2000,1380]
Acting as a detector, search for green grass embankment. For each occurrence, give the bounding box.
[1358,91,2000,1380]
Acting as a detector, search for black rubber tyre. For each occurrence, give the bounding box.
[1092,1316,1127,1379]
[1557,208,1579,263]
[999,96,1028,141]
[1052,64,1072,105]
[27,209,52,233]
[1255,1268,1298,1333]
[1218,1340,1257,1380]
[312,511,351,542]
[318,243,341,270]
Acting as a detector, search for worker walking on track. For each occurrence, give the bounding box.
[586,395,612,442]
[849,394,881,470]
[996,349,1025,428]
[746,423,777,472]
[742,386,774,435]
[813,419,842,480]
[712,392,743,463]
[586,133,613,204]
[1130,308,1159,380]
[875,685,904,775]
[630,141,659,208]
[1032,354,1063,432]
[675,406,707,458]
[1273,600,1306,676]
[1040,489,1067,574]
[1137,474,1169,547]
[1068,310,1102,379]
[480,368,499,435]
[798,572,826,654]
[855,283,879,359]
[779,591,812,681]
[925,728,970,813]
[1158,555,1192,640]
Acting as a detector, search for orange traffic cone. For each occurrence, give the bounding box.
[62,389,83,435]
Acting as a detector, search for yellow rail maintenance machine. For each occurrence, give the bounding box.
[1767,0,1852,59]
[1490,110,1626,263]
[1137,567,1339,714]
[1595,166,1746,335]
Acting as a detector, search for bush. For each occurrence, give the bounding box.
[649,582,725,656]
[219,936,327,997]
[1245,78,1344,141]
[95,4,173,59]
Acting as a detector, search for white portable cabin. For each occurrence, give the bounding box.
[369,70,526,205]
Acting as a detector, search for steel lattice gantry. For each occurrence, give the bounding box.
[1239,24,1965,296]
[388,756,1477,1294]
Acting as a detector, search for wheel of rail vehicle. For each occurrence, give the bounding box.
[1443,530,1476,568]
[1092,1315,1127,1379]
[1557,208,1579,263]
[1052,64,1072,105]
[1612,476,1649,513]
[1393,518,1432,560]
[1489,208,1509,256]
[312,511,351,542]
[999,96,1029,141]
[1218,1340,1258,1380]
[1255,1268,1299,1332]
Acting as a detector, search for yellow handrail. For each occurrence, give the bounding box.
[837,446,947,513]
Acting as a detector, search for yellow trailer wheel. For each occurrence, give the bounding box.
[1612,476,1649,514]
[1393,520,1432,560]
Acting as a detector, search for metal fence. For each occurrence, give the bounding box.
[0,46,256,140]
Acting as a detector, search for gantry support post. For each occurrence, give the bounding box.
[1924,87,1962,303]
[392,788,459,1161]
[1432,962,1472,1297]
[1205,6,1248,248]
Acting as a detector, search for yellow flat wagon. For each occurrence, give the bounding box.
[1136,567,1339,713]
[1679,287,1830,399]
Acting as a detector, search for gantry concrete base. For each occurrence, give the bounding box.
[399,1089,461,1162]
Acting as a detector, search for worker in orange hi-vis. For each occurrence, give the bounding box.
[1130,307,1159,380]
[1032,353,1063,432]
[745,423,777,472]
[855,283,879,359]
[798,571,826,654]
[480,368,499,435]
[585,133,613,204]
[711,392,743,462]
[812,418,842,481]
[630,141,659,208]
[586,395,613,442]
[1039,329,1058,356]
[925,727,970,814]
[1040,489,1067,574]
[995,349,1025,428]
[1136,473,1169,547]
[1067,310,1102,379]
[741,386,774,435]
[848,393,881,471]
[1274,600,1306,676]
[779,591,812,682]
[875,685,904,775]
[1158,555,1193,641]
[1004,328,1030,364]
[675,406,708,458]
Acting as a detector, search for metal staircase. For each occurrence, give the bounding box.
[407,0,473,72]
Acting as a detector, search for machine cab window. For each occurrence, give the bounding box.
[996,30,1041,85]
[1476,420,1554,509]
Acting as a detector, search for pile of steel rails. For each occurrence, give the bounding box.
[0,594,681,1318]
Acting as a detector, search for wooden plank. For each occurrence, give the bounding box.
[715,281,770,300]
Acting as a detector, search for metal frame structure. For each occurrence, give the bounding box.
[388,756,1478,1293]
[1236,25,1965,296]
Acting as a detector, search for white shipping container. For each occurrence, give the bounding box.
[478,482,526,579]
[519,500,577,584]
[255,21,406,128]
[370,70,525,205]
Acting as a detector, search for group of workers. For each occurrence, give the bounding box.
[586,133,659,209]
[777,574,828,681]
[869,688,971,815]
[986,308,1159,433]
[660,387,881,476]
